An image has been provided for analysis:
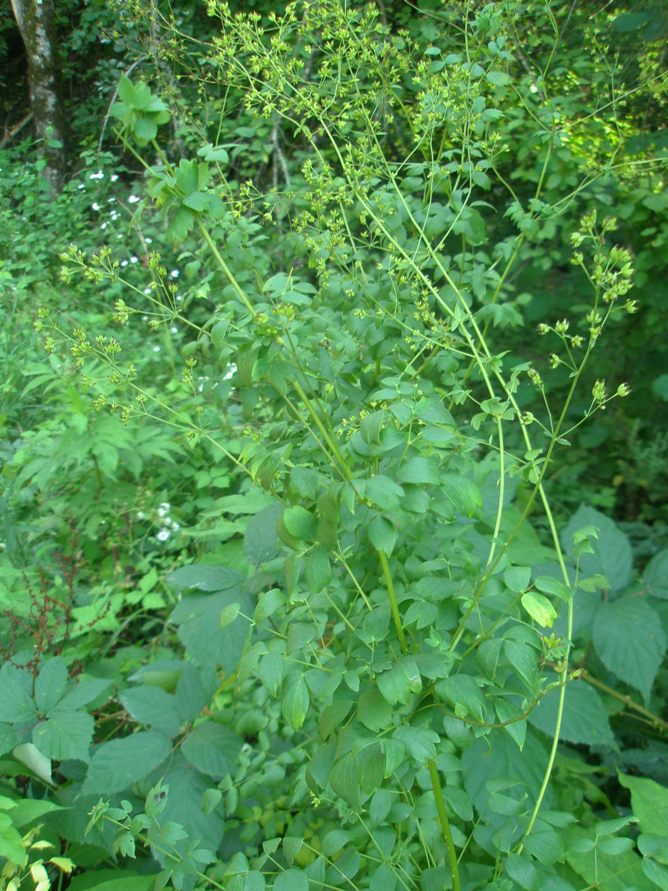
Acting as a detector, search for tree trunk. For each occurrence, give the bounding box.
[10,0,67,193]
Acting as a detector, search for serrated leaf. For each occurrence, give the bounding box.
[120,686,183,737]
[529,679,616,748]
[619,773,668,835]
[0,812,27,865]
[181,722,242,778]
[83,731,171,795]
[593,596,666,703]
[58,678,111,711]
[33,710,93,762]
[644,549,668,599]
[35,658,69,713]
[158,753,225,855]
[0,664,36,724]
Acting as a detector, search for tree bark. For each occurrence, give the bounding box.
[10,0,67,193]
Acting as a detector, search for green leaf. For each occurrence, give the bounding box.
[563,506,632,591]
[393,726,439,764]
[244,502,283,565]
[368,516,398,555]
[83,731,171,795]
[440,474,482,517]
[0,812,27,866]
[13,743,53,785]
[357,689,392,732]
[133,116,158,145]
[529,679,616,748]
[35,657,69,713]
[436,674,486,721]
[357,475,404,510]
[273,869,309,891]
[33,710,93,762]
[170,587,252,672]
[68,871,156,891]
[396,456,439,485]
[117,75,136,105]
[58,679,111,711]
[220,602,241,629]
[0,724,19,757]
[182,191,209,212]
[486,69,511,86]
[283,506,317,541]
[521,591,557,627]
[181,721,242,778]
[120,686,183,737]
[593,596,666,703]
[282,677,309,730]
[329,752,361,808]
[9,798,63,828]
[304,546,331,593]
[167,563,243,593]
[644,549,668,598]
[159,753,225,855]
[619,773,668,835]
[377,657,422,706]
[0,664,36,724]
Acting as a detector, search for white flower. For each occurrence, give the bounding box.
[91,202,101,211]
[136,511,146,520]
[110,174,119,182]
[170,325,178,334]
[128,195,140,204]
[223,363,237,381]
[153,345,161,352]
[120,260,129,267]
[156,528,171,542]
[169,269,180,279]
[130,256,138,264]
[158,502,170,516]
[145,237,152,244]
[89,171,104,180]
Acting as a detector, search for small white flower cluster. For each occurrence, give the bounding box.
[156,502,180,542]
[135,502,180,544]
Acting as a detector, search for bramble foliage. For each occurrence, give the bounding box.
[1,2,668,890]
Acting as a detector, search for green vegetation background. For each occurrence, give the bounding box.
[0,2,668,890]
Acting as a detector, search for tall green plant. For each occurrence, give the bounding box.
[21,2,668,890]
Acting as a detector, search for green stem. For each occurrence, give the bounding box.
[582,670,668,734]
[379,549,407,653]
[428,759,461,891]
[197,220,256,318]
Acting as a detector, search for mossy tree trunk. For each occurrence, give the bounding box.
[10,0,67,193]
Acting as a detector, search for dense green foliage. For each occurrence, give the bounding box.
[1,2,668,890]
